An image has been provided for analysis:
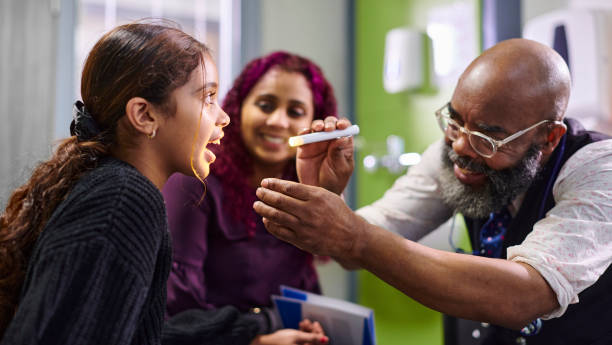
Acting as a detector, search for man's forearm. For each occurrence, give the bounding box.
[350,223,559,329]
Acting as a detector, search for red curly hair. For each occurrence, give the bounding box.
[211,51,337,236]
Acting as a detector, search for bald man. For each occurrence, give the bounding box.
[253,39,612,344]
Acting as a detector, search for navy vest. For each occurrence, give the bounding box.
[445,118,612,345]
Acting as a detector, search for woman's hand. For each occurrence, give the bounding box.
[250,328,328,345]
[298,319,324,335]
[296,116,355,195]
[250,318,327,345]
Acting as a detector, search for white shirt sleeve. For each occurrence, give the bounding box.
[507,139,612,319]
[356,139,454,241]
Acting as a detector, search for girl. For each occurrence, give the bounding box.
[0,22,228,344]
[163,52,336,345]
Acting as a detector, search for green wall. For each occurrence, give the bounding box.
[355,0,479,344]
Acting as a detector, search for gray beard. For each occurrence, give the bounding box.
[438,144,543,218]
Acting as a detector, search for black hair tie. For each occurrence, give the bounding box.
[70,100,101,142]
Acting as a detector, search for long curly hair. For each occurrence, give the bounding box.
[0,22,207,337]
[211,51,337,236]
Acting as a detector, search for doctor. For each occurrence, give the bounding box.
[253,38,612,344]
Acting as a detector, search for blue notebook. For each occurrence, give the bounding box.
[272,285,376,345]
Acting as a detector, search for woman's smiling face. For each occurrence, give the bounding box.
[240,67,314,166]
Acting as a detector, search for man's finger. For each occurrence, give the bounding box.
[260,178,317,201]
[336,117,351,129]
[253,200,301,228]
[311,119,325,131]
[298,127,312,135]
[256,185,305,213]
[327,135,353,155]
[323,116,338,131]
[261,217,298,243]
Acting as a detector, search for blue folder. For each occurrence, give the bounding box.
[272,285,376,345]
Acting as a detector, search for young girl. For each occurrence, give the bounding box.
[0,22,231,344]
[163,52,337,345]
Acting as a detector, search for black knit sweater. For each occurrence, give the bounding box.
[0,158,259,345]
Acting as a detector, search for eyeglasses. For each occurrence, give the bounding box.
[435,102,565,158]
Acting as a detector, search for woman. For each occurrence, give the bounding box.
[0,22,248,344]
[163,51,337,344]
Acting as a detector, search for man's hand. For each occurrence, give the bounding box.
[253,178,367,264]
[296,116,354,195]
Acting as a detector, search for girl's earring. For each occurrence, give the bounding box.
[148,129,157,140]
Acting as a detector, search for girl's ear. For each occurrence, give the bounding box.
[125,97,160,138]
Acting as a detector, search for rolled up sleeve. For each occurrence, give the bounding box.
[507,140,612,319]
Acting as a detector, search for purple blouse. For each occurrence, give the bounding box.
[162,173,320,316]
